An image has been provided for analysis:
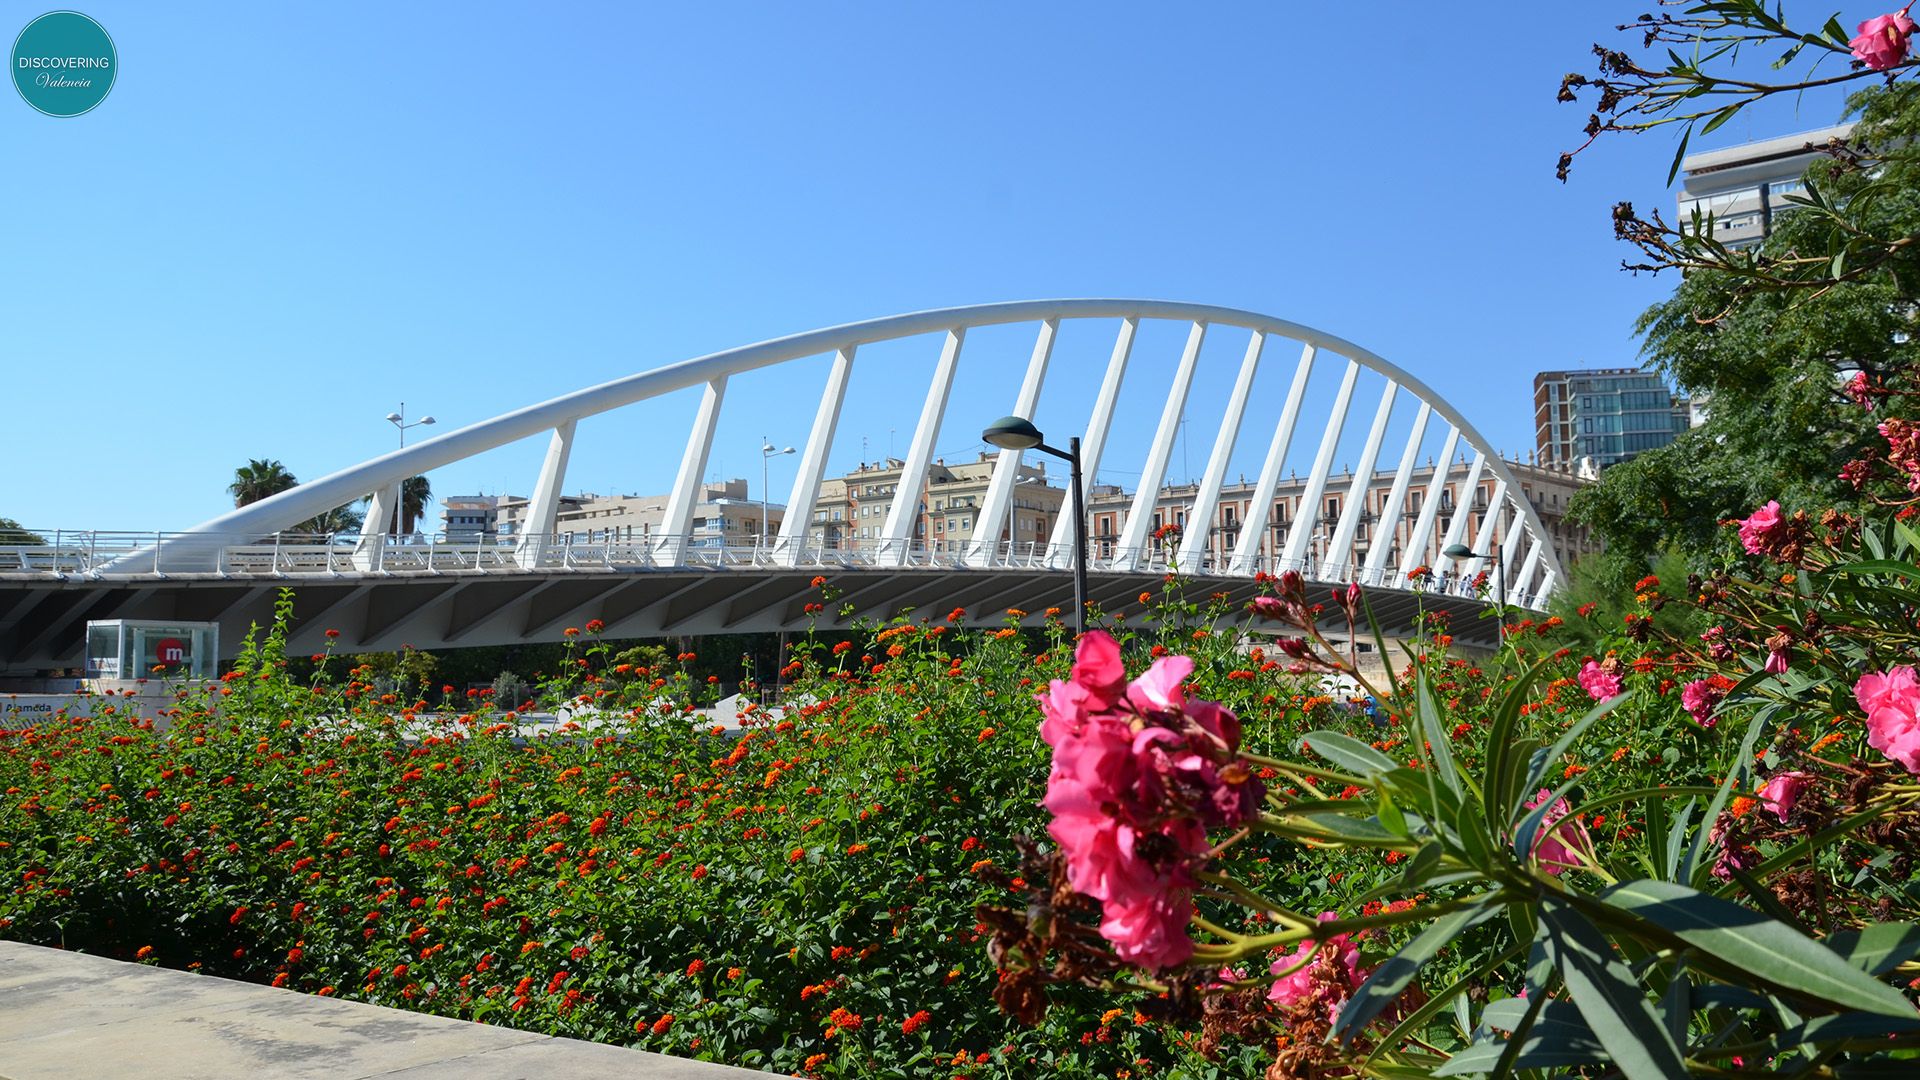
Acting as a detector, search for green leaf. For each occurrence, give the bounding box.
[1377,790,1409,839]
[1772,1010,1920,1050]
[1290,811,1401,845]
[1541,901,1690,1080]
[1335,900,1500,1041]
[1597,880,1919,1017]
[1302,730,1396,777]
[1668,124,1692,187]
[1828,923,1920,976]
[1416,667,1461,798]
[1482,657,1550,817]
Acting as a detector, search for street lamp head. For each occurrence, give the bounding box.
[384,412,404,425]
[1442,543,1478,561]
[419,416,437,426]
[780,446,794,455]
[982,415,1043,450]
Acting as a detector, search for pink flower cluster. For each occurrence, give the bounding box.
[1855,666,1920,774]
[1681,674,1736,727]
[1040,631,1264,970]
[1758,771,1812,823]
[1738,501,1784,555]
[1879,419,1920,493]
[1268,913,1367,1021]
[1521,789,1594,876]
[1851,9,1915,70]
[1577,660,1623,702]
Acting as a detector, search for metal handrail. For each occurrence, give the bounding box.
[0,528,1549,610]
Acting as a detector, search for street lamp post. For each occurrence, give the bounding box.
[760,439,795,552]
[1442,542,1504,611]
[982,416,1086,638]
[383,403,436,536]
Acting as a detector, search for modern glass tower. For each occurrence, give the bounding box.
[1533,368,1691,471]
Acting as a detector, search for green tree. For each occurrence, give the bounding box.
[1570,83,1920,590]
[292,504,364,536]
[364,476,433,535]
[0,518,45,544]
[228,459,298,508]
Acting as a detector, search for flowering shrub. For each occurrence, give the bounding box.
[975,511,1920,1077]
[0,584,1368,1076]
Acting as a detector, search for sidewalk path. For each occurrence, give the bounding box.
[0,941,769,1079]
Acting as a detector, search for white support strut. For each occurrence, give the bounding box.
[1323,380,1397,574]
[1178,329,1264,572]
[1397,425,1461,582]
[1436,450,1487,559]
[1366,401,1432,583]
[1115,322,1206,570]
[1280,359,1361,571]
[880,328,964,565]
[971,319,1057,566]
[777,347,855,564]
[1046,317,1135,568]
[656,377,728,564]
[1229,343,1315,573]
[515,419,578,569]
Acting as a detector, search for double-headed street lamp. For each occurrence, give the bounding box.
[382,403,435,536]
[981,416,1086,638]
[761,439,795,550]
[1442,542,1504,611]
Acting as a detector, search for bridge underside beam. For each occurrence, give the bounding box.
[0,572,1507,673]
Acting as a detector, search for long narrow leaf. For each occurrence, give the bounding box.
[1541,901,1690,1079]
[1598,880,1918,1017]
[1302,730,1396,776]
[1336,900,1500,1041]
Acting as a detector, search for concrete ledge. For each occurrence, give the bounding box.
[0,942,767,1079]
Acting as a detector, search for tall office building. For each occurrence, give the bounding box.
[1534,368,1691,472]
[1676,122,1853,249]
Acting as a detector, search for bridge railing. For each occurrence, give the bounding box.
[0,529,1546,611]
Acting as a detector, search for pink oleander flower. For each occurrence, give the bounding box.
[1880,419,1920,493]
[1681,675,1735,727]
[1577,660,1623,702]
[1268,913,1365,1022]
[1249,595,1287,620]
[1738,501,1783,556]
[1852,10,1916,70]
[1844,371,1878,410]
[1855,666,1920,774]
[1758,771,1812,823]
[1036,630,1264,970]
[1100,882,1197,970]
[1521,789,1594,876]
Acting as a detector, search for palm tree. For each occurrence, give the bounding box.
[362,476,434,535]
[229,459,297,507]
[292,504,365,535]
[400,475,433,535]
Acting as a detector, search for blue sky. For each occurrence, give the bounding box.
[2,3,1865,533]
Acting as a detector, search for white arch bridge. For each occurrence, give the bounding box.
[0,300,1563,672]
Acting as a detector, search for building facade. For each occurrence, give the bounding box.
[440,480,781,548]
[1677,122,1853,249]
[1534,368,1691,471]
[806,454,1063,554]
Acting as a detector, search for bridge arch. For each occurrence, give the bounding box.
[116,299,1565,605]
